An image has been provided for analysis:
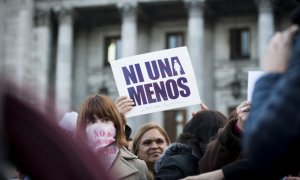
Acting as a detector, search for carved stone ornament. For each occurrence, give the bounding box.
[35,9,51,26]
[118,1,138,18]
[57,7,73,24]
[256,0,274,12]
[184,0,205,17]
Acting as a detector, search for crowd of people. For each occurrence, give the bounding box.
[2,3,300,179]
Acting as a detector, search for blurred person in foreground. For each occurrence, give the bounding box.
[182,24,300,180]
[76,94,148,180]
[1,80,112,180]
[155,109,227,180]
[132,123,171,180]
[242,23,300,179]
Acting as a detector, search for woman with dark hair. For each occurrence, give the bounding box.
[198,101,250,173]
[155,110,227,180]
[132,123,171,180]
[76,94,148,180]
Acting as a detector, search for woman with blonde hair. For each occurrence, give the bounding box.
[132,123,171,180]
[76,94,148,180]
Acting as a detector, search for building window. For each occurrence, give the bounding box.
[164,109,186,142]
[104,36,121,66]
[166,32,184,49]
[230,28,250,60]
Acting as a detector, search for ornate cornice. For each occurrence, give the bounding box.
[35,8,51,26]
[117,1,138,18]
[256,0,274,12]
[56,7,73,24]
[184,0,205,17]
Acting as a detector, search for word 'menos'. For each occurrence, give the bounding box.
[121,56,191,106]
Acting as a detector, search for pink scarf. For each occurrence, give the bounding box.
[86,121,119,169]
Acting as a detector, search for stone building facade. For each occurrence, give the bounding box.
[0,0,290,141]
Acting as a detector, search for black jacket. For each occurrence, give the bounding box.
[155,143,199,180]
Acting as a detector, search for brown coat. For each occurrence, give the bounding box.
[109,147,149,180]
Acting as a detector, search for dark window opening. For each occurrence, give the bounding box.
[104,36,121,66]
[230,28,250,60]
[164,110,186,142]
[166,32,184,49]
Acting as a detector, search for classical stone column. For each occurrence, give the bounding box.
[118,1,153,124]
[73,30,87,111]
[118,1,138,57]
[0,0,5,165]
[18,0,34,89]
[257,0,274,67]
[185,0,208,114]
[55,7,73,115]
[0,0,4,74]
[34,9,52,111]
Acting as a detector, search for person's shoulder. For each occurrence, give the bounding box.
[163,143,192,157]
[159,143,193,162]
[165,151,198,163]
[156,152,199,178]
[156,143,198,172]
[119,147,147,168]
[119,146,138,159]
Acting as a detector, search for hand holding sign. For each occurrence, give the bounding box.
[115,96,134,115]
[236,100,251,131]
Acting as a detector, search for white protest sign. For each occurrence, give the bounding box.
[110,46,201,117]
[247,71,265,101]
